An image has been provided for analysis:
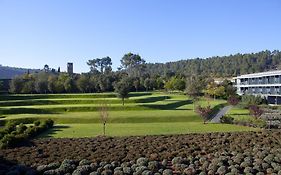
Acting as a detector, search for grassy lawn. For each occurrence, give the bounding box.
[0,92,258,137]
[227,107,252,121]
[226,106,266,127]
[40,123,258,138]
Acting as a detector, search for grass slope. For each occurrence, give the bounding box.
[0,92,257,137]
[41,123,257,138]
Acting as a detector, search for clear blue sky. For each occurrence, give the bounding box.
[0,0,281,73]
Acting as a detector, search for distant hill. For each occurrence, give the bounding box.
[0,65,40,79]
[146,50,281,77]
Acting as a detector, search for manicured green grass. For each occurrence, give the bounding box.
[40,123,258,138]
[1,110,202,123]
[227,106,266,127]
[0,92,258,137]
[227,107,252,121]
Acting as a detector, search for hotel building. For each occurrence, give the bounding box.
[234,70,281,104]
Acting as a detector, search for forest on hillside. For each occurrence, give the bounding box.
[0,65,39,79]
[146,50,281,77]
[1,50,281,80]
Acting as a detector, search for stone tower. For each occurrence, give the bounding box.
[67,62,73,74]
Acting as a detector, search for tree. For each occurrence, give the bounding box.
[54,81,65,93]
[21,80,35,94]
[144,78,156,91]
[77,74,90,93]
[9,76,24,93]
[35,79,48,93]
[174,78,186,91]
[43,64,49,72]
[55,73,68,93]
[196,105,212,124]
[144,50,281,78]
[98,74,114,92]
[156,77,164,90]
[89,76,99,93]
[87,57,112,74]
[186,76,205,111]
[64,77,76,93]
[133,78,140,92]
[120,53,146,77]
[249,105,263,119]
[99,102,109,136]
[204,82,225,99]
[47,75,57,93]
[221,79,236,98]
[114,78,131,105]
[165,77,185,91]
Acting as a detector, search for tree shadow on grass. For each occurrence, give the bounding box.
[38,125,70,138]
[0,100,61,107]
[135,96,170,103]
[140,100,192,110]
[0,108,60,115]
[128,92,152,97]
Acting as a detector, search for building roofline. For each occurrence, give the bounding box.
[235,70,281,79]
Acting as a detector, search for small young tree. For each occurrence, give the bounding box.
[249,105,263,119]
[227,96,239,106]
[186,85,201,111]
[196,105,212,124]
[99,102,109,136]
[186,77,203,111]
[114,78,131,105]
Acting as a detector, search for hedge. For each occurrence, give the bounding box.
[0,119,54,149]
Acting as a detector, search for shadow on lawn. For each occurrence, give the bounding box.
[140,100,192,110]
[128,92,152,97]
[135,96,170,103]
[39,125,70,138]
[0,100,61,107]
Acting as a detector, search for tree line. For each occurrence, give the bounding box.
[146,50,281,77]
[9,50,268,99]
[8,53,187,94]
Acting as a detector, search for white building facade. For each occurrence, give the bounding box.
[234,70,281,104]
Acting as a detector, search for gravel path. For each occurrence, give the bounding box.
[210,105,232,123]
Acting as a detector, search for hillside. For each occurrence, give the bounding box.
[0,65,39,79]
[146,50,281,77]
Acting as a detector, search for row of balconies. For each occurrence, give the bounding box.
[237,76,281,85]
[239,87,281,95]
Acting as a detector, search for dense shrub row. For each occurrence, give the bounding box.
[2,131,281,174]
[0,119,54,149]
[241,95,266,107]
[220,115,266,128]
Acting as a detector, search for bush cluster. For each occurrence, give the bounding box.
[2,131,281,174]
[0,119,54,149]
[220,115,234,124]
[241,95,265,107]
[221,114,266,128]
